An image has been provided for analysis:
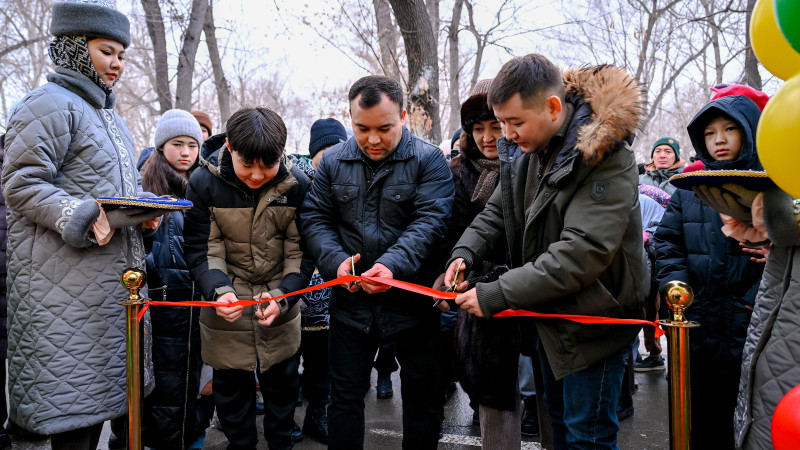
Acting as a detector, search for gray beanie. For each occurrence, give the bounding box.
[154,109,204,150]
[51,0,131,48]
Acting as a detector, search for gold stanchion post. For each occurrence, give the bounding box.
[119,268,146,450]
[659,281,699,450]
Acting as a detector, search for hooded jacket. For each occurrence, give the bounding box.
[2,67,152,434]
[655,95,764,362]
[184,134,313,372]
[655,95,764,446]
[450,65,648,380]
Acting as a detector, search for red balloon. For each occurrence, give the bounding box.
[772,384,800,450]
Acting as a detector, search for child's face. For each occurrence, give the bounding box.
[230,149,279,189]
[704,116,743,161]
[161,136,198,175]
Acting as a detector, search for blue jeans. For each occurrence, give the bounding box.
[537,338,629,449]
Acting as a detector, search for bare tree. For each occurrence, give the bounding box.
[388,0,441,143]
[174,0,208,110]
[139,0,171,113]
[373,0,403,83]
[204,1,231,124]
[742,0,762,89]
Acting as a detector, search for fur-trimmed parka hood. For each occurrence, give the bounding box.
[561,65,643,165]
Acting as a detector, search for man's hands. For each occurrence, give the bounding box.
[361,263,393,294]
[455,288,484,317]
[336,255,394,294]
[444,259,469,292]
[337,254,361,293]
[253,292,280,326]
[214,292,243,322]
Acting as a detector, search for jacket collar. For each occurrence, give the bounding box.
[47,67,115,109]
[338,127,415,163]
[560,65,643,166]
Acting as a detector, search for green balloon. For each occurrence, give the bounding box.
[775,0,800,54]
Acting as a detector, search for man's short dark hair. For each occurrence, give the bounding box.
[225,106,286,167]
[348,75,404,113]
[488,54,564,109]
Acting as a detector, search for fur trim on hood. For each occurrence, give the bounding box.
[562,65,643,165]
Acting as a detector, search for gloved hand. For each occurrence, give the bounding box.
[105,192,166,229]
[721,183,760,209]
[61,199,100,248]
[106,207,166,229]
[693,185,752,223]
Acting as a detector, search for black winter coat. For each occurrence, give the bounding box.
[142,166,204,449]
[655,95,765,364]
[301,128,454,336]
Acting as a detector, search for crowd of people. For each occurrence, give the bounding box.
[0,1,798,450]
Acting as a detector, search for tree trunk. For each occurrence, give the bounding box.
[204,1,231,124]
[388,0,441,144]
[447,0,464,137]
[140,0,171,113]
[174,0,209,111]
[743,0,762,89]
[373,0,402,83]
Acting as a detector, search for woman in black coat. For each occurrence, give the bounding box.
[140,110,205,449]
[435,80,525,447]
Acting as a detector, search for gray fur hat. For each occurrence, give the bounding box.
[154,109,204,150]
[50,0,131,48]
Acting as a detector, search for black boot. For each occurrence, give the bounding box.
[303,405,329,445]
[521,395,540,437]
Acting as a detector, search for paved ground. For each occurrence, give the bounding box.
[8,334,670,449]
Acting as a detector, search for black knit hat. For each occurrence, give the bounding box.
[308,118,347,159]
[51,0,131,48]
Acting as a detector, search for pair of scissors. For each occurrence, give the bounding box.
[433,264,460,308]
[350,255,361,289]
[256,292,267,320]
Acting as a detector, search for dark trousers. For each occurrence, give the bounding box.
[300,329,330,407]
[50,423,104,450]
[213,355,300,450]
[373,339,399,374]
[328,317,442,450]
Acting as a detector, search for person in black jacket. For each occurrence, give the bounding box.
[139,109,205,449]
[301,75,454,450]
[654,94,766,449]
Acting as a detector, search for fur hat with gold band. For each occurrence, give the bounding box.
[50,0,131,48]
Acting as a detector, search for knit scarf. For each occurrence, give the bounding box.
[469,158,501,206]
[48,35,113,96]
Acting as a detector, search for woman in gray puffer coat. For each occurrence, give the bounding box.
[733,188,800,449]
[1,1,159,447]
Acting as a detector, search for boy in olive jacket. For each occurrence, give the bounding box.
[184,107,313,450]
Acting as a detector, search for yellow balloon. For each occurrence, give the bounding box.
[757,74,800,198]
[750,0,800,80]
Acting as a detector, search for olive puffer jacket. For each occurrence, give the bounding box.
[184,134,313,372]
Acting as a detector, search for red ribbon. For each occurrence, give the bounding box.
[135,275,664,337]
